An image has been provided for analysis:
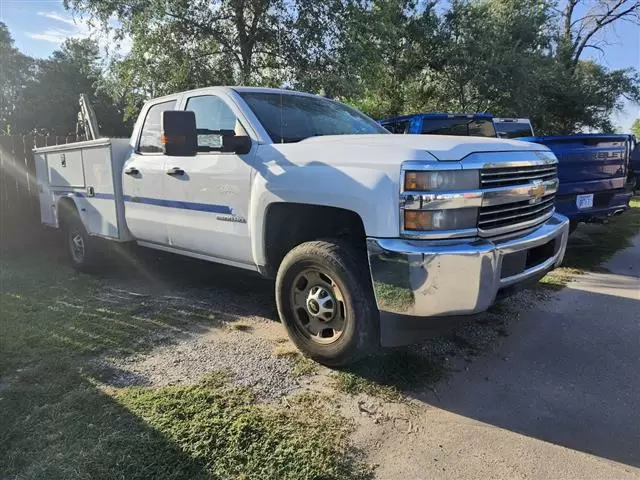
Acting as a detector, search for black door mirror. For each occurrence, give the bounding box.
[162,110,197,156]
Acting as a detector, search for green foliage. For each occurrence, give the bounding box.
[4,0,640,134]
[9,38,130,136]
[0,22,34,134]
[632,118,640,137]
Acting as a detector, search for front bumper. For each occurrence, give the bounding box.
[367,213,569,345]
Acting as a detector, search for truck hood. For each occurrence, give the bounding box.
[298,134,548,161]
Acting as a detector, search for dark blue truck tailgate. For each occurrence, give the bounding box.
[519,134,632,223]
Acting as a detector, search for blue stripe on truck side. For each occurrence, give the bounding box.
[53,190,232,214]
[123,196,232,214]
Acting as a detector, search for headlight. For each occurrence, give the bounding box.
[404,208,478,231]
[404,170,478,191]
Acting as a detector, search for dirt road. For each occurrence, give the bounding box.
[357,234,640,479]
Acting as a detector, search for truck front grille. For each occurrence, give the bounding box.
[480,164,557,188]
[477,163,558,235]
[479,194,555,231]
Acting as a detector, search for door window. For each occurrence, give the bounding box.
[185,95,246,149]
[137,100,177,153]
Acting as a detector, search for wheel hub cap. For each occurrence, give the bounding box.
[306,286,336,321]
[70,232,85,261]
[290,269,346,345]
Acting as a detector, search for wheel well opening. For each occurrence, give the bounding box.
[57,197,78,227]
[264,203,367,277]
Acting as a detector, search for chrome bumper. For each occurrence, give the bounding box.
[367,213,569,318]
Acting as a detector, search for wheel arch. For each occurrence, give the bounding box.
[56,195,81,228]
[260,202,367,278]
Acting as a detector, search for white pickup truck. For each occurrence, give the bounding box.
[34,87,569,365]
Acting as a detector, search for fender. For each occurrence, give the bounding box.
[249,160,400,267]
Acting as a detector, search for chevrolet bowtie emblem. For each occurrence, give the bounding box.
[529,181,545,203]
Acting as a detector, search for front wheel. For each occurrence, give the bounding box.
[275,240,379,366]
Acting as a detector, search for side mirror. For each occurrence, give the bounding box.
[162,110,197,156]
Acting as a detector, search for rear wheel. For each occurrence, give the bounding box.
[64,214,97,271]
[275,239,379,366]
[569,220,579,235]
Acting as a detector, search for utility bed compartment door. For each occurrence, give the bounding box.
[48,150,85,187]
[35,152,55,226]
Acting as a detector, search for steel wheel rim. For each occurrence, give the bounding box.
[290,268,346,344]
[69,231,85,264]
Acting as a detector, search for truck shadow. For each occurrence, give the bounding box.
[363,284,640,468]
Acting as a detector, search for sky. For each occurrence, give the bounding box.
[0,0,638,132]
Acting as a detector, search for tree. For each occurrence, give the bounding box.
[338,0,442,119]
[559,0,640,72]
[11,38,129,136]
[65,0,298,87]
[632,118,640,137]
[0,22,34,134]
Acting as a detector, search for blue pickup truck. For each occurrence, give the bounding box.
[379,113,497,137]
[630,138,639,190]
[518,134,633,231]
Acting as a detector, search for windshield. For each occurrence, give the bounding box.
[238,91,388,143]
[494,121,534,139]
[421,118,496,137]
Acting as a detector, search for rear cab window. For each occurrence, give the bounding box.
[494,120,535,139]
[421,117,496,138]
[137,100,177,153]
[383,120,410,134]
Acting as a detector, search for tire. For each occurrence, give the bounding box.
[64,214,97,271]
[568,220,579,235]
[275,239,379,366]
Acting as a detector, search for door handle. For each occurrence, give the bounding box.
[166,167,185,176]
[124,166,139,175]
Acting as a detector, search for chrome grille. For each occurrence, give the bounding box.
[481,164,557,188]
[479,194,555,232]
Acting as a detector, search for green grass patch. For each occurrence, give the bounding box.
[0,254,369,479]
[292,355,320,377]
[115,374,371,480]
[272,344,319,377]
[332,350,447,402]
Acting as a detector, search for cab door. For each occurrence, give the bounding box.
[122,99,176,244]
[162,94,254,265]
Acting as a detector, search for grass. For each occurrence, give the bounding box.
[332,350,447,402]
[273,343,320,377]
[541,195,640,288]
[228,322,253,332]
[0,253,369,479]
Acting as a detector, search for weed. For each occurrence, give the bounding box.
[332,350,447,402]
[228,322,252,332]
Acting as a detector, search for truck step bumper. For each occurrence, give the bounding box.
[366,213,569,346]
[556,188,632,222]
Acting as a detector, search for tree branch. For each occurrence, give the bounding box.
[571,1,639,66]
